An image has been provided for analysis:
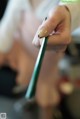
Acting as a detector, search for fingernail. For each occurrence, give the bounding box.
[38,17,48,38]
[38,29,48,38]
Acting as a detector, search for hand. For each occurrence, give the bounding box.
[33,5,71,107]
[33,5,71,50]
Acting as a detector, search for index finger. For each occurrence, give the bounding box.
[38,7,64,38]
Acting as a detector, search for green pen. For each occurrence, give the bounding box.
[25,37,48,99]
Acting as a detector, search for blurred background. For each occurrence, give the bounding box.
[0,0,80,119]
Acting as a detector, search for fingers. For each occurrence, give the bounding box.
[33,6,71,48]
[33,29,71,51]
[33,9,62,46]
[37,6,71,38]
[37,6,68,38]
[38,11,62,38]
[47,31,71,46]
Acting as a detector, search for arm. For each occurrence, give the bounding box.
[0,0,27,53]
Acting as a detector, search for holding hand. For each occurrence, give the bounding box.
[33,5,72,107]
[33,5,71,50]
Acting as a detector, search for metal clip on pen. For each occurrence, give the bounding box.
[25,37,48,99]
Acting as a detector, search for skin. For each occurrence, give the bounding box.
[0,5,71,119]
[33,6,71,47]
[33,5,71,119]
[33,5,71,107]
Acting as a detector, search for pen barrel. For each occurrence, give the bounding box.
[25,37,48,99]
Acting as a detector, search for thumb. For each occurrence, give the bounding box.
[38,7,63,38]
